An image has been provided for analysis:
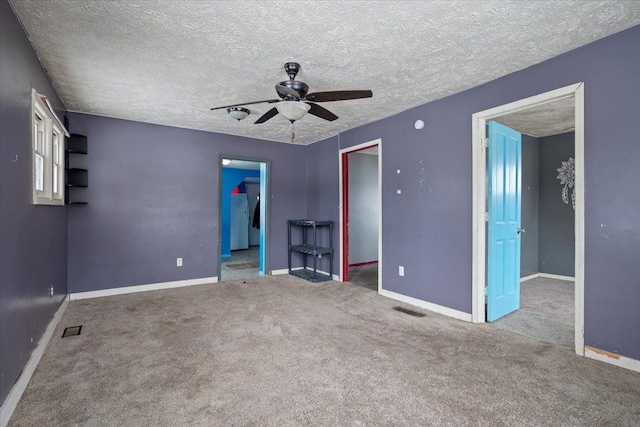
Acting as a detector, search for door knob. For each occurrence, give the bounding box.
[517,228,526,234]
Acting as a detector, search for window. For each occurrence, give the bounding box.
[32,89,68,205]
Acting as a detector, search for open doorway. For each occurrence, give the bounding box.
[339,139,382,292]
[487,113,576,348]
[472,83,585,356]
[219,157,269,281]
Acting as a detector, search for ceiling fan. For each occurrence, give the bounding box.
[210,62,373,124]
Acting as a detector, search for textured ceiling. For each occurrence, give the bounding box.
[9,1,640,144]
[495,97,575,138]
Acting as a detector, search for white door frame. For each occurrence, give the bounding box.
[339,138,383,293]
[471,83,585,356]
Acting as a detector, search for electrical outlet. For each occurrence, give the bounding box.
[49,285,54,297]
[318,253,322,259]
[399,266,405,276]
[177,258,183,267]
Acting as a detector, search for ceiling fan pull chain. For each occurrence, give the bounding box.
[291,121,295,143]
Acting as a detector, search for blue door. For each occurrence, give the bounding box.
[487,121,522,321]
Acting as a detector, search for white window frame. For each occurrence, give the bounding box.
[31,89,68,205]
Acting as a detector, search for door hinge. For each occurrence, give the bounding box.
[482,137,488,149]
[483,212,489,222]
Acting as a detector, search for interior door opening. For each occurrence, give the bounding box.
[486,118,577,349]
[472,83,584,355]
[339,139,382,293]
[219,157,269,281]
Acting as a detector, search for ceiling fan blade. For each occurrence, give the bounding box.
[305,90,372,103]
[211,99,280,111]
[254,107,279,124]
[306,102,338,121]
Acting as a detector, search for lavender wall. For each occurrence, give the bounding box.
[66,113,306,293]
[316,25,640,359]
[305,136,340,274]
[0,0,68,405]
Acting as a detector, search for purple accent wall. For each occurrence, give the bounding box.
[321,25,640,359]
[67,113,306,292]
[305,136,340,274]
[0,0,68,405]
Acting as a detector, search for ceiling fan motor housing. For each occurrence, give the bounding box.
[276,80,309,100]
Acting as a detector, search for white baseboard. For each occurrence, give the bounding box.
[271,268,338,281]
[585,346,640,372]
[69,276,218,300]
[538,273,575,282]
[520,273,575,282]
[270,268,292,275]
[379,289,473,322]
[0,298,68,427]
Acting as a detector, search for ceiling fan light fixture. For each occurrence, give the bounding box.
[275,101,311,122]
[227,107,250,121]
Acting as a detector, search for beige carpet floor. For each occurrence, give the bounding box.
[9,276,640,426]
[492,277,574,348]
[348,263,378,291]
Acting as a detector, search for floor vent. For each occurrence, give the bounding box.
[393,306,425,317]
[62,326,82,338]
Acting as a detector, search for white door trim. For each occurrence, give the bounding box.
[339,139,382,294]
[471,82,585,357]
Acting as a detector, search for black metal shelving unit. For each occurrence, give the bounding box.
[65,133,88,205]
[288,219,333,282]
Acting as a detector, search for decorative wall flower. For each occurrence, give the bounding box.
[557,157,575,209]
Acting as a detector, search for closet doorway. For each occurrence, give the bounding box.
[339,139,382,292]
[219,156,269,281]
